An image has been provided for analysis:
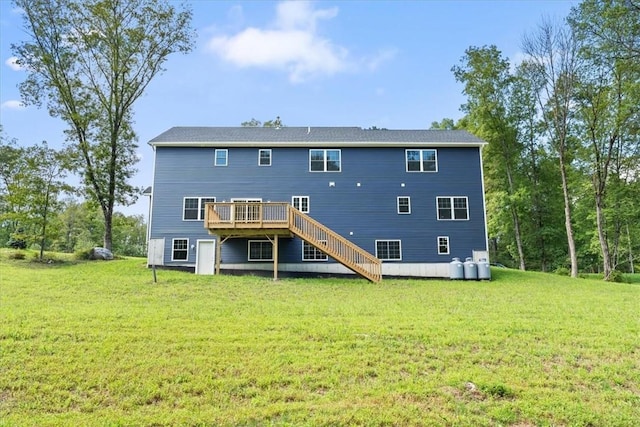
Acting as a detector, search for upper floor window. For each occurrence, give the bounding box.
[310,149,341,172]
[437,196,468,220]
[183,197,216,221]
[406,149,437,172]
[215,149,228,166]
[303,241,328,261]
[248,240,273,261]
[397,196,411,214]
[172,238,188,261]
[259,149,271,166]
[376,240,402,261]
[438,236,450,255]
[292,196,310,213]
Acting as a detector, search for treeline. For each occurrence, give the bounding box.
[441,0,639,278]
[0,131,146,258]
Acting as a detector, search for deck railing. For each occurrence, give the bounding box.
[205,202,289,228]
[204,202,382,282]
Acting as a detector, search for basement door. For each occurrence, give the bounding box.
[195,239,216,275]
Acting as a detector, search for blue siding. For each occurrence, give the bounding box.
[150,146,486,267]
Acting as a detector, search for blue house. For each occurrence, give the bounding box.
[146,126,488,281]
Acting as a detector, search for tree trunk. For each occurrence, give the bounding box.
[559,156,579,277]
[594,192,612,279]
[505,164,526,270]
[103,209,113,251]
[627,223,635,274]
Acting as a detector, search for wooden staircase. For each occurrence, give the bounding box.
[287,207,382,282]
[204,202,382,282]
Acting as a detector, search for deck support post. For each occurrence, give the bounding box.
[215,237,222,275]
[273,234,279,281]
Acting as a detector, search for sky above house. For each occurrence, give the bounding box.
[0,0,576,217]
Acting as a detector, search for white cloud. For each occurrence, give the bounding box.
[1,100,25,110]
[5,56,24,71]
[206,1,392,83]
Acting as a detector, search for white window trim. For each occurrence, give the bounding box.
[292,195,310,213]
[405,149,438,173]
[258,149,272,166]
[302,240,328,261]
[183,197,216,221]
[248,240,273,261]
[436,196,469,221]
[375,239,402,261]
[438,236,450,255]
[397,196,411,214]
[309,149,341,172]
[215,149,228,166]
[171,238,189,261]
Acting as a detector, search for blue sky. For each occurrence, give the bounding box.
[0,0,576,217]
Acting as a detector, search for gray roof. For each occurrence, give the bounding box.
[148,126,486,147]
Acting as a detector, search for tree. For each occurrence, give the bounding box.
[522,19,582,277]
[452,46,527,270]
[241,117,284,127]
[429,118,458,130]
[24,143,72,259]
[0,137,71,256]
[569,0,640,278]
[0,130,26,247]
[12,0,194,251]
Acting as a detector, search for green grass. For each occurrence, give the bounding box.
[1,250,639,426]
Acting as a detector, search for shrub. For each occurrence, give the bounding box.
[8,251,26,260]
[74,249,93,260]
[554,266,570,276]
[7,237,27,250]
[606,270,626,283]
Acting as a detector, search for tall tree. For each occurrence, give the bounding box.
[569,0,640,278]
[452,46,527,270]
[12,0,194,250]
[522,19,582,277]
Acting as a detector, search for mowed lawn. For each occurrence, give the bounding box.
[1,253,639,426]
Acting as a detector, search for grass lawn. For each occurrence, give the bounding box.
[1,251,639,426]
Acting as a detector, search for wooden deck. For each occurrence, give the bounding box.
[204,202,382,282]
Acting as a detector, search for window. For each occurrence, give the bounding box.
[303,241,328,261]
[437,197,469,220]
[376,240,402,261]
[259,149,271,166]
[310,149,341,172]
[215,149,228,166]
[438,236,450,255]
[172,238,188,261]
[183,197,216,221]
[199,197,216,220]
[406,149,437,172]
[397,196,411,214]
[292,196,310,213]
[248,240,273,261]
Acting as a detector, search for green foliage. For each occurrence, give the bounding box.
[12,0,194,250]
[1,258,639,425]
[606,269,626,283]
[73,248,93,260]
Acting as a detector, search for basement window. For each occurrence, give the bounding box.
[375,240,402,261]
[303,241,328,261]
[248,240,273,261]
[438,236,450,255]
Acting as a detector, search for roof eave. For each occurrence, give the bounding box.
[148,141,487,148]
